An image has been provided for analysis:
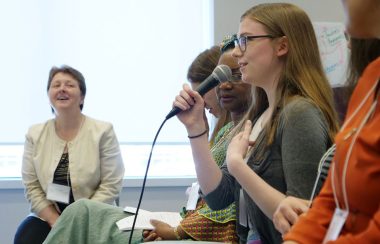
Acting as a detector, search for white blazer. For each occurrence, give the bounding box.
[22,115,125,214]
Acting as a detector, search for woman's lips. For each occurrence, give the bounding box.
[239,62,247,73]
[220,96,234,103]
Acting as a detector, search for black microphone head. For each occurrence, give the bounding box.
[212,64,232,83]
[165,64,232,120]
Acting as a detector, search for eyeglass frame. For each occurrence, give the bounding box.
[234,35,274,53]
[218,73,243,85]
[229,73,243,83]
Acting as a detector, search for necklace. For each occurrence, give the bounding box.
[211,123,234,151]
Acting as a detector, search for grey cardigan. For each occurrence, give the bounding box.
[203,98,331,244]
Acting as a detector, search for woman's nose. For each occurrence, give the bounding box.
[218,81,233,89]
[232,45,243,58]
[58,85,67,92]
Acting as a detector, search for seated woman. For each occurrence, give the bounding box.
[172,3,339,243]
[282,0,380,238]
[42,44,228,244]
[14,65,125,244]
[273,37,380,237]
[143,35,252,243]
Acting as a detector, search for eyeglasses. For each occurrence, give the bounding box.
[229,73,243,83]
[234,35,274,53]
[219,73,243,85]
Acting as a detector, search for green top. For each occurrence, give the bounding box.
[199,122,236,222]
[210,121,234,167]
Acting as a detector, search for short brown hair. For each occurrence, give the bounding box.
[47,65,86,111]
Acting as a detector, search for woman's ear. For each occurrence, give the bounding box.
[276,36,289,57]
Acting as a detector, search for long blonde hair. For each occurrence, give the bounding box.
[236,3,339,155]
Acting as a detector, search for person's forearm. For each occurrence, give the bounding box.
[188,132,222,195]
[90,178,123,204]
[230,162,286,219]
[38,204,60,227]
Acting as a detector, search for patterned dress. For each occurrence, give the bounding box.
[180,122,238,243]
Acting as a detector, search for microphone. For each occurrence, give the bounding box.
[165,64,232,119]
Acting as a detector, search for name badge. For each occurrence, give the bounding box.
[239,189,248,227]
[46,183,70,204]
[323,208,348,243]
[186,182,200,210]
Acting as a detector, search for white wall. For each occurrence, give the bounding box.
[0,0,211,145]
[0,1,345,243]
[213,0,345,44]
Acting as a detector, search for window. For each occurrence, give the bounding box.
[0,0,213,179]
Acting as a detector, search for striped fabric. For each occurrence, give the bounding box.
[310,144,335,201]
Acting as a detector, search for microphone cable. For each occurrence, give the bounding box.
[128,117,168,244]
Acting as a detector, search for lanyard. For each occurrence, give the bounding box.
[331,79,379,211]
